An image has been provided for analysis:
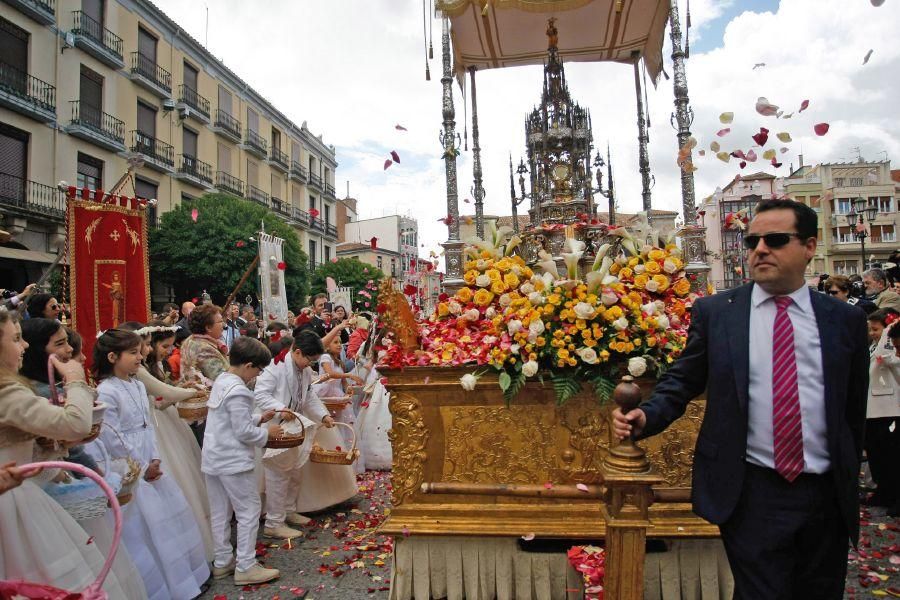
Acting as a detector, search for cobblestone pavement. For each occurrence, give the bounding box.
[200,471,899,599]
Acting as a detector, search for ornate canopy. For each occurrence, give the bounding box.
[435,0,670,82]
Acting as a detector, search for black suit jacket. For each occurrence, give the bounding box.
[638,283,869,544]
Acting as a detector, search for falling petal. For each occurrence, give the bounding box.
[751,127,769,146]
[763,149,776,160]
[681,160,698,173]
[698,149,706,157]
[770,157,782,168]
[799,99,810,112]
[717,128,731,137]
[384,159,393,170]
[863,49,874,65]
[716,151,731,163]
[576,483,590,493]
[776,110,783,118]
[463,198,471,203]
[731,149,747,160]
[871,0,885,5]
[521,533,535,541]
[746,150,758,162]
[776,132,792,143]
[782,112,793,119]
[191,208,198,222]
[395,124,408,131]
[755,97,779,117]
[780,147,789,154]
[710,141,720,152]
[739,161,747,169]
[719,112,734,124]
[390,150,401,163]
[814,122,830,136]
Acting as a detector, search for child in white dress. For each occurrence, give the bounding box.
[202,337,282,586]
[93,328,210,600]
[314,335,364,451]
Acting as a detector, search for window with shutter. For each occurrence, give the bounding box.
[271,128,280,151]
[183,128,198,158]
[292,184,301,207]
[291,141,300,162]
[135,177,158,207]
[138,27,157,63]
[76,152,103,190]
[247,108,258,134]
[217,142,231,173]
[0,123,28,202]
[183,61,198,91]
[247,160,258,187]
[137,101,156,137]
[218,85,232,116]
[271,173,281,199]
[0,17,29,77]
[82,0,104,27]
[79,65,103,127]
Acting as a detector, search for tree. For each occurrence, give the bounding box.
[149,193,309,306]
[309,258,383,305]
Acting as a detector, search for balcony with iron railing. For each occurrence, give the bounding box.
[325,223,338,239]
[269,147,289,172]
[213,108,241,143]
[0,173,65,219]
[5,0,56,25]
[215,171,244,197]
[0,61,56,123]
[67,100,125,152]
[308,172,322,190]
[176,84,210,123]
[289,160,308,183]
[71,11,124,68]
[324,182,336,198]
[308,216,324,232]
[271,196,290,218]
[129,52,172,98]
[130,130,174,172]
[247,184,269,207]
[243,129,268,158]
[175,155,213,188]
[292,206,310,224]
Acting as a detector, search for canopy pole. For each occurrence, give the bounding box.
[633,58,652,213]
[439,17,464,288]
[669,0,709,289]
[469,66,485,240]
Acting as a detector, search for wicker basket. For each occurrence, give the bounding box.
[43,473,110,521]
[321,395,352,413]
[264,410,307,449]
[309,422,359,465]
[176,399,209,421]
[81,402,107,444]
[114,457,142,506]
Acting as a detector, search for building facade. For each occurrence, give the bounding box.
[784,158,896,277]
[0,0,339,291]
[341,215,418,278]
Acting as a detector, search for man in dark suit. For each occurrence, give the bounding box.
[613,199,869,599]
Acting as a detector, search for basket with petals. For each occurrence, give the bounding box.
[176,390,209,421]
[42,469,119,522]
[264,410,307,449]
[100,426,143,505]
[320,395,352,413]
[47,356,106,444]
[309,422,359,465]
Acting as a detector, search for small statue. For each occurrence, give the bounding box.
[547,18,558,49]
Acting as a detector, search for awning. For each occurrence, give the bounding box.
[0,247,65,264]
[436,0,670,82]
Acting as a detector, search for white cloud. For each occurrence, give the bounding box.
[151,0,900,263]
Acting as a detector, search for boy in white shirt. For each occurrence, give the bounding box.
[202,336,282,586]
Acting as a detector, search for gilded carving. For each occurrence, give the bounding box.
[387,392,428,507]
[644,401,705,487]
[442,405,557,484]
[558,395,612,484]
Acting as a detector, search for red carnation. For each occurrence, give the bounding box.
[277,261,287,270]
[236,240,246,248]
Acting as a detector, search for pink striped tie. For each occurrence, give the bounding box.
[772,296,804,482]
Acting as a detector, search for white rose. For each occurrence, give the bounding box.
[520,282,535,295]
[476,274,492,288]
[613,316,629,331]
[573,302,596,320]
[615,255,628,265]
[512,265,523,276]
[670,315,682,328]
[655,315,670,330]
[499,293,513,308]
[476,259,489,270]
[641,244,654,256]
[485,306,497,319]
[508,319,524,335]
[449,300,463,315]
[641,302,657,316]
[576,347,599,365]
[510,344,521,355]
[463,308,480,321]
[528,319,545,337]
[663,259,678,274]
[627,357,648,377]
[528,291,545,306]
[633,264,646,274]
[645,279,659,293]
[522,360,539,377]
[483,336,497,345]
[460,373,478,391]
[601,292,619,307]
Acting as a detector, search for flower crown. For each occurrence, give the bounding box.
[136,324,179,337]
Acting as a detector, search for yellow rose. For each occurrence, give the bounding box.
[673,278,691,297]
[652,274,670,291]
[648,249,666,261]
[473,289,494,307]
[487,269,502,282]
[619,267,633,280]
[464,270,478,285]
[504,272,520,289]
[645,261,661,274]
[609,263,621,275]
[634,274,649,289]
[628,257,640,267]
[456,287,474,303]
[496,258,512,272]
[438,303,450,317]
[465,260,478,271]
[491,280,507,295]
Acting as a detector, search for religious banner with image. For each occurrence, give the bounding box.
[67,189,151,364]
[258,232,288,322]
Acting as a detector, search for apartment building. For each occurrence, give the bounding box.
[784,158,896,277]
[0,0,339,289]
[341,215,419,278]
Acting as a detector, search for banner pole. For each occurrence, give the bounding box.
[223,255,260,314]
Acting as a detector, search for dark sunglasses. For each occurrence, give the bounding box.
[742,232,804,250]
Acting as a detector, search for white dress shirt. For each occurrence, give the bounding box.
[747,284,830,473]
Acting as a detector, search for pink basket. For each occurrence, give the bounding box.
[0,460,122,599]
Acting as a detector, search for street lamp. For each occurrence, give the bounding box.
[846,196,879,272]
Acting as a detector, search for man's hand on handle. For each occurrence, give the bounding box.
[611,407,647,440]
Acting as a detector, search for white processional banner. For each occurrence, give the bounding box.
[330,287,353,314]
[258,232,288,322]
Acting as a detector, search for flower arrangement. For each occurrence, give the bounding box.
[377,220,698,405]
[567,545,606,599]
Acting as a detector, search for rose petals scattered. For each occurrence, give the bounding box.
[746,149,758,162]
[710,141,720,152]
[717,128,731,137]
[543,482,553,489]
[863,49,874,65]
[763,149,777,161]
[716,151,731,163]
[383,159,393,170]
[395,124,408,131]
[277,261,287,270]
[521,533,536,541]
[390,150,401,163]
[190,208,198,222]
[755,97,779,117]
[719,112,734,124]
[770,157,782,168]
[739,161,747,169]
[799,99,810,112]
[752,127,769,147]
[576,483,590,493]
[236,240,246,248]
[814,122,830,136]
[776,132,792,143]
[871,0,885,5]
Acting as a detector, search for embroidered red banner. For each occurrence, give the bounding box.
[67,196,150,364]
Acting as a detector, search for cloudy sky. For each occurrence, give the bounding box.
[151,0,900,261]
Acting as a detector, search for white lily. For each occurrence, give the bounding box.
[505,235,523,256]
[591,243,612,271]
[602,275,619,286]
[596,256,613,279]
[561,238,586,280]
[536,250,559,278]
[585,271,604,294]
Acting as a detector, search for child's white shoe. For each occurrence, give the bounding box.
[234,563,280,586]
[286,512,311,526]
[263,524,302,539]
[212,557,236,579]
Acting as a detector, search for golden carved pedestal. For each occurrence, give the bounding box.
[380,367,717,539]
